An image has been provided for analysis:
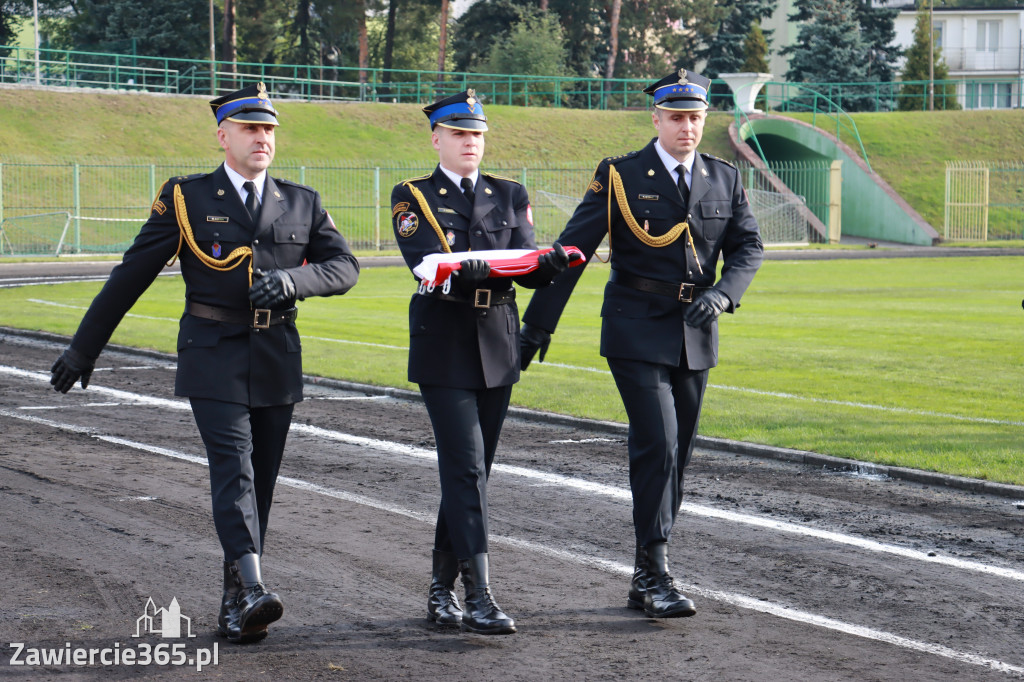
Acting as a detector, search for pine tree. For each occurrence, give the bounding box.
[741,21,770,73]
[898,3,959,111]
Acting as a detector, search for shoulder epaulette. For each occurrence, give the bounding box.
[700,153,736,169]
[275,177,315,192]
[399,173,432,185]
[481,171,521,185]
[603,150,640,164]
[170,172,206,185]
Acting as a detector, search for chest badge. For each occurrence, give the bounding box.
[446,230,456,246]
[212,241,222,258]
[638,194,659,201]
[397,212,419,238]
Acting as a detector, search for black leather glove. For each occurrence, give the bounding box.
[453,259,491,296]
[515,242,580,289]
[249,269,297,309]
[683,288,732,330]
[50,347,95,393]
[520,324,551,370]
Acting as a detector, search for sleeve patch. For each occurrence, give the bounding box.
[392,201,410,216]
[526,204,534,226]
[151,200,167,215]
[396,212,419,237]
[588,180,603,194]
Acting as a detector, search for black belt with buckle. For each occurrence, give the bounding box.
[187,301,298,329]
[417,287,516,309]
[609,270,709,303]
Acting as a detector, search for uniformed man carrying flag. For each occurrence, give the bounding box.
[50,83,360,643]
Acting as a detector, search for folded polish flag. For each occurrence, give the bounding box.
[413,246,585,288]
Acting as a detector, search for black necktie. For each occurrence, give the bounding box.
[243,180,260,222]
[675,164,690,208]
[460,177,475,204]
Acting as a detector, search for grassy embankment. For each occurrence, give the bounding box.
[3,255,1022,485]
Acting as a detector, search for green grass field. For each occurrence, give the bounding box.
[5,255,1023,485]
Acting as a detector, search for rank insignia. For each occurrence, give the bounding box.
[397,212,419,237]
[207,215,229,223]
[446,230,456,246]
[392,201,410,216]
[212,241,222,258]
[588,180,603,194]
[152,200,167,215]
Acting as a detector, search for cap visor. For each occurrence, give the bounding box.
[435,118,489,132]
[224,111,280,125]
[655,99,708,111]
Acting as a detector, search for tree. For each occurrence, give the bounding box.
[783,0,873,110]
[451,0,524,74]
[50,0,211,60]
[478,9,571,103]
[697,0,775,78]
[855,0,901,83]
[742,21,770,73]
[898,2,958,111]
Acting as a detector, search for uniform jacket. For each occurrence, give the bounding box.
[392,166,537,389]
[69,164,359,406]
[523,138,763,371]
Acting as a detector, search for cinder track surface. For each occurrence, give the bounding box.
[1,328,1023,680]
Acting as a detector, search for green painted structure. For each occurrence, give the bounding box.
[736,117,939,246]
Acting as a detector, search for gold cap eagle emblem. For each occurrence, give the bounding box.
[466,89,477,109]
[677,69,689,86]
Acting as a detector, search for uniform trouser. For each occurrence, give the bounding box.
[420,383,514,559]
[190,398,295,562]
[606,358,709,547]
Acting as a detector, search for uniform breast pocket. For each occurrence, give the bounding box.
[699,200,732,241]
[272,222,310,266]
[193,222,250,254]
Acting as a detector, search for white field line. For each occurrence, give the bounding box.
[3,363,1024,587]
[24,298,1017,426]
[1,405,1022,678]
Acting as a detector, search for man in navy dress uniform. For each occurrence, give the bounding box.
[391,90,571,635]
[520,70,763,618]
[50,83,360,643]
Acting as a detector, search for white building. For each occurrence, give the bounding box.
[891,4,1024,109]
[763,1,1023,110]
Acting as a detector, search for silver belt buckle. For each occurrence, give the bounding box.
[678,283,694,303]
[473,289,492,309]
[253,309,272,329]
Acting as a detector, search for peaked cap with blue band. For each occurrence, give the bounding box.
[209,82,280,126]
[643,69,710,111]
[422,89,488,131]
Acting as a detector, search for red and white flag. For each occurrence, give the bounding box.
[413,246,585,287]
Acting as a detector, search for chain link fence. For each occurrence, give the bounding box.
[0,158,830,255]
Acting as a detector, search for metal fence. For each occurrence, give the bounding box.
[945,161,1024,241]
[2,44,1021,113]
[0,158,840,255]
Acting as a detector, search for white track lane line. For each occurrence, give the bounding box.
[25,298,1019,426]
[1,405,1022,677]
[3,364,1024,585]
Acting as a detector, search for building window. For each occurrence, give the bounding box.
[977,20,1000,53]
[966,81,1014,109]
[933,21,944,50]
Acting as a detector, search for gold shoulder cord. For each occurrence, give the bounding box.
[170,183,255,287]
[403,181,452,253]
[608,165,702,274]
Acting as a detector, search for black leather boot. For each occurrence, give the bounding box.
[458,554,516,635]
[427,550,463,626]
[642,542,696,618]
[217,560,246,640]
[626,542,649,610]
[229,553,284,643]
